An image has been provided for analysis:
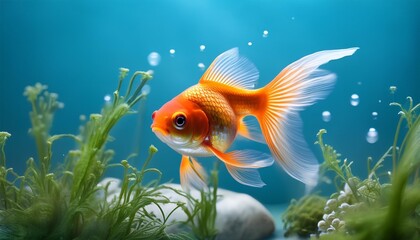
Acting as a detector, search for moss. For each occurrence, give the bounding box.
[282,194,327,237]
[0,68,220,239]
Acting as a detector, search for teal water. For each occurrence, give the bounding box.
[0,0,419,206]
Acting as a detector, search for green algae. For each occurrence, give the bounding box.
[0,68,219,239]
[282,194,327,237]
[282,97,420,239]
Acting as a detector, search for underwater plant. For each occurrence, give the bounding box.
[176,162,219,240]
[0,68,205,239]
[282,96,420,239]
[282,194,326,237]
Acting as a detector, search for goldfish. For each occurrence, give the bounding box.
[151,47,358,191]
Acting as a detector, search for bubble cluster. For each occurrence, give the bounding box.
[147,52,161,66]
[366,128,379,144]
[350,94,360,106]
[322,111,331,122]
[318,184,354,235]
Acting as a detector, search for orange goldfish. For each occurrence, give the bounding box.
[151,47,358,191]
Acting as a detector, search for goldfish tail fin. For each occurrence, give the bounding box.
[258,48,358,187]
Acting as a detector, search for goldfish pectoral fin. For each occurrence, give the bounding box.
[199,48,259,89]
[208,147,272,187]
[237,116,266,144]
[208,146,273,168]
[225,164,266,188]
[180,155,208,192]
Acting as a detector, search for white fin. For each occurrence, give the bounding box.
[259,48,358,187]
[199,48,259,89]
[180,155,208,191]
[208,146,274,168]
[237,116,266,144]
[225,164,266,187]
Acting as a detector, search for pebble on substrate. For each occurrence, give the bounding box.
[99,181,275,240]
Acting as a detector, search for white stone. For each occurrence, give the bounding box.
[100,181,275,239]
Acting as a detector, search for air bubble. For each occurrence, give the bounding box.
[198,63,205,70]
[142,84,151,95]
[147,52,161,66]
[169,49,175,56]
[199,45,206,51]
[248,41,253,46]
[372,112,378,120]
[322,111,331,122]
[366,128,378,144]
[104,94,111,102]
[146,69,154,76]
[350,94,360,106]
[262,30,269,38]
[389,86,397,94]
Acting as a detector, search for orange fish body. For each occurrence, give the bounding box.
[151,48,358,190]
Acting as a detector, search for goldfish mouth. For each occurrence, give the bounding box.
[151,126,167,136]
[151,126,192,149]
[151,127,172,144]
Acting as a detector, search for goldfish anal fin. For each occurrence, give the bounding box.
[237,116,266,144]
[258,48,358,187]
[180,155,208,192]
[199,48,259,89]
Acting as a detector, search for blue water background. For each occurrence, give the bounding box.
[1,0,419,204]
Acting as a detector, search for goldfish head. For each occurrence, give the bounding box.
[151,96,209,151]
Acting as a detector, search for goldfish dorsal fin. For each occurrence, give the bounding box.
[200,48,259,89]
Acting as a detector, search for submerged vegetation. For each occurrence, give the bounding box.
[0,68,219,239]
[282,96,420,239]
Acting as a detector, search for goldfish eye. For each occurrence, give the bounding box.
[173,113,186,130]
[152,111,156,120]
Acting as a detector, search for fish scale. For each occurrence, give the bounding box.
[183,84,237,151]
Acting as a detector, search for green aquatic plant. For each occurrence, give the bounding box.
[282,97,420,239]
[0,69,190,239]
[317,97,420,240]
[187,162,219,240]
[282,194,327,237]
[172,162,219,240]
